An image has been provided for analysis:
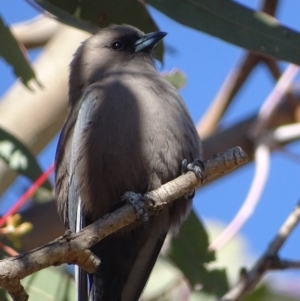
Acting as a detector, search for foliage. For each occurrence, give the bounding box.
[0,1,300,301]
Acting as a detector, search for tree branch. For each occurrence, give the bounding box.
[0,147,248,301]
[197,52,259,139]
[0,24,90,194]
[202,96,300,162]
[220,201,300,301]
[11,16,59,49]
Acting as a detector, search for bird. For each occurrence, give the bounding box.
[55,24,202,301]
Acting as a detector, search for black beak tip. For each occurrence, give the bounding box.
[159,32,168,38]
[134,31,168,53]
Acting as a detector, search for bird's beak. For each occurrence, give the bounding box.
[134,31,167,53]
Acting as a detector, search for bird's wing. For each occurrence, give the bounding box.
[68,89,99,301]
[55,107,76,227]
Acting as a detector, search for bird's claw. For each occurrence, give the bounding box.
[121,192,149,221]
[182,158,204,179]
[181,158,204,199]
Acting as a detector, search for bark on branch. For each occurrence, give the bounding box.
[0,147,248,301]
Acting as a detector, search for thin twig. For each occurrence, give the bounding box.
[219,202,300,301]
[210,64,300,250]
[209,143,270,250]
[251,64,299,139]
[273,123,300,143]
[197,53,259,138]
[278,259,300,270]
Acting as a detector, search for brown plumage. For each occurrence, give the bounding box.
[55,25,202,301]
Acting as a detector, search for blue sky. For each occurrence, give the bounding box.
[1,0,300,283]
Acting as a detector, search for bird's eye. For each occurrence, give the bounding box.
[111,41,123,50]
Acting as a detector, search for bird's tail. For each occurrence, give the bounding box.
[87,215,169,301]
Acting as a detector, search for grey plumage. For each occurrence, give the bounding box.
[55,25,202,301]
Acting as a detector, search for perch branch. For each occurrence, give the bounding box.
[0,147,247,301]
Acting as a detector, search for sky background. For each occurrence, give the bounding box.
[0,0,300,293]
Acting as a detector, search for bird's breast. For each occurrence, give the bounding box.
[75,73,199,222]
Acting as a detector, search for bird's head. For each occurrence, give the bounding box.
[69,25,167,105]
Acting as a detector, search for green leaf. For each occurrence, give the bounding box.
[190,290,216,301]
[0,16,37,87]
[147,0,300,65]
[162,69,187,89]
[0,127,53,192]
[21,267,75,301]
[31,0,98,33]
[32,0,165,61]
[0,288,10,301]
[168,210,229,297]
[205,220,254,285]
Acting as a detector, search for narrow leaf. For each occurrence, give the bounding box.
[0,16,37,87]
[22,267,75,301]
[31,0,165,61]
[147,0,300,65]
[0,127,53,191]
[0,288,10,301]
[168,210,229,296]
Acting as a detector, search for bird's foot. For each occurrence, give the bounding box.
[121,192,149,221]
[181,158,204,177]
[181,158,204,199]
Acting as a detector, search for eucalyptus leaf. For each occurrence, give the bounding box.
[0,288,10,301]
[22,267,75,301]
[168,211,229,297]
[0,127,53,192]
[147,0,300,65]
[0,16,37,87]
[31,0,165,61]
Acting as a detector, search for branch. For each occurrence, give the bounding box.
[250,64,299,139]
[197,52,259,139]
[196,0,280,140]
[202,95,300,162]
[209,64,300,249]
[0,24,91,194]
[0,147,248,301]
[11,16,59,49]
[220,201,300,301]
[209,143,271,250]
[17,97,300,252]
